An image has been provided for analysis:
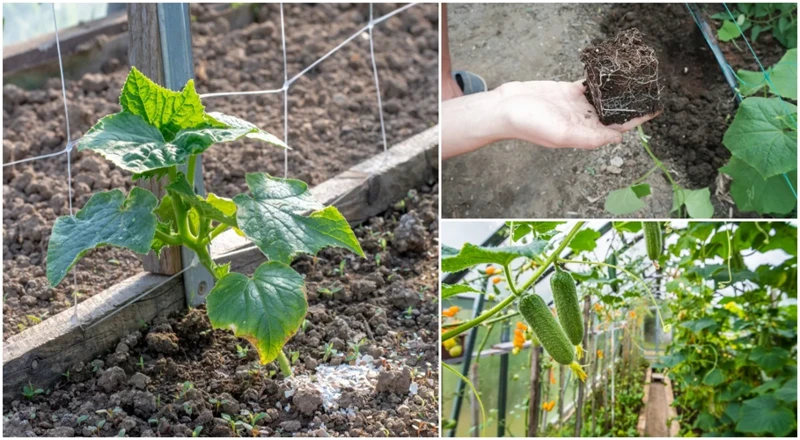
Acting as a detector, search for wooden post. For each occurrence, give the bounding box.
[127,4,181,275]
[527,345,542,437]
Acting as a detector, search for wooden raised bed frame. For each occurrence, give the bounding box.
[2,126,439,400]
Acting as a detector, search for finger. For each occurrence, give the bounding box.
[608,111,662,132]
[565,124,623,150]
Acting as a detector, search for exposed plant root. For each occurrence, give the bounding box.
[581,28,663,125]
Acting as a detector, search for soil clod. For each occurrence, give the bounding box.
[581,28,663,125]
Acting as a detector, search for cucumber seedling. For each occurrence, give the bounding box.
[45,68,364,375]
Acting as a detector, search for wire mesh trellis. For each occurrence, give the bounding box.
[2,2,423,326]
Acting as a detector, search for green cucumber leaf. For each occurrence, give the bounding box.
[442,283,484,299]
[442,241,547,273]
[46,188,158,286]
[234,173,364,263]
[723,97,797,179]
[718,20,742,41]
[735,395,795,436]
[206,112,286,148]
[206,262,307,364]
[605,185,649,215]
[736,69,769,96]
[507,221,565,241]
[569,228,600,252]
[672,187,714,218]
[767,48,797,100]
[720,158,797,215]
[119,67,206,141]
[79,111,286,173]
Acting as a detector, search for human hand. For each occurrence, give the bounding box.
[496,80,660,149]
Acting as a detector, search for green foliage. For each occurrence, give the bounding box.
[712,3,797,49]
[22,382,43,399]
[711,5,799,216]
[442,241,548,273]
[46,68,362,368]
[604,184,651,215]
[656,222,797,437]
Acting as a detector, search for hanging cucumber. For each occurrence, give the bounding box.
[550,266,585,360]
[519,293,587,382]
[643,222,662,261]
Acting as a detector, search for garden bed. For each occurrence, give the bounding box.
[2,3,438,338]
[3,189,439,437]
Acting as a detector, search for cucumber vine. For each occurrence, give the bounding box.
[46,68,364,373]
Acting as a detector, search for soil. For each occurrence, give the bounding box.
[2,190,440,437]
[441,3,766,218]
[581,28,663,125]
[2,3,438,339]
[644,381,669,437]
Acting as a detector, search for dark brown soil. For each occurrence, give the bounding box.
[2,3,437,339]
[599,3,735,189]
[2,191,440,437]
[582,28,663,125]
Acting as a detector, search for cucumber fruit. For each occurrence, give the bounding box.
[550,267,583,346]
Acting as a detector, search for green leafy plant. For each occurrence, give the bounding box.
[22,382,44,400]
[45,68,364,374]
[709,5,799,216]
[713,3,797,49]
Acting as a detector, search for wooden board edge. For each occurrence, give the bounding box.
[3,273,183,399]
[4,12,128,73]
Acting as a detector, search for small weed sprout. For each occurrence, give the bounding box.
[236,344,249,359]
[22,382,43,400]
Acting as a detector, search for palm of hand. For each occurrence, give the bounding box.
[499,81,657,149]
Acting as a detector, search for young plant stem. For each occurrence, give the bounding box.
[637,126,678,189]
[556,258,668,332]
[154,229,182,246]
[187,154,197,190]
[441,222,585,342]
[277,350,293,377]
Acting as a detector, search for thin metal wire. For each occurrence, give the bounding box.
[199,3,418,98]
[51,3,81,321]
[369,4,389,154]
[281,3,289,178]
[3,148,68,167]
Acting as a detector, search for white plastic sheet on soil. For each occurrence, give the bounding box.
[285,355,413,411]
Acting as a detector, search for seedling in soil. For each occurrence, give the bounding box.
[209,397,230,413]
[138,356,145,370]
[62,369,70,381]
[183,402,193,417]
[117,428,126,437]
[44,67,364,376]
[77,415,90,426]
[177,381,194,400]
[581,28,663,125]
[346,337,367,362]
[220,413,243,437]
[236,344,249,359]
[240,410,267,428]
[290,350,301,365]
[192,426,203,437]
[320,342,338,362]
[22,382,43,399]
